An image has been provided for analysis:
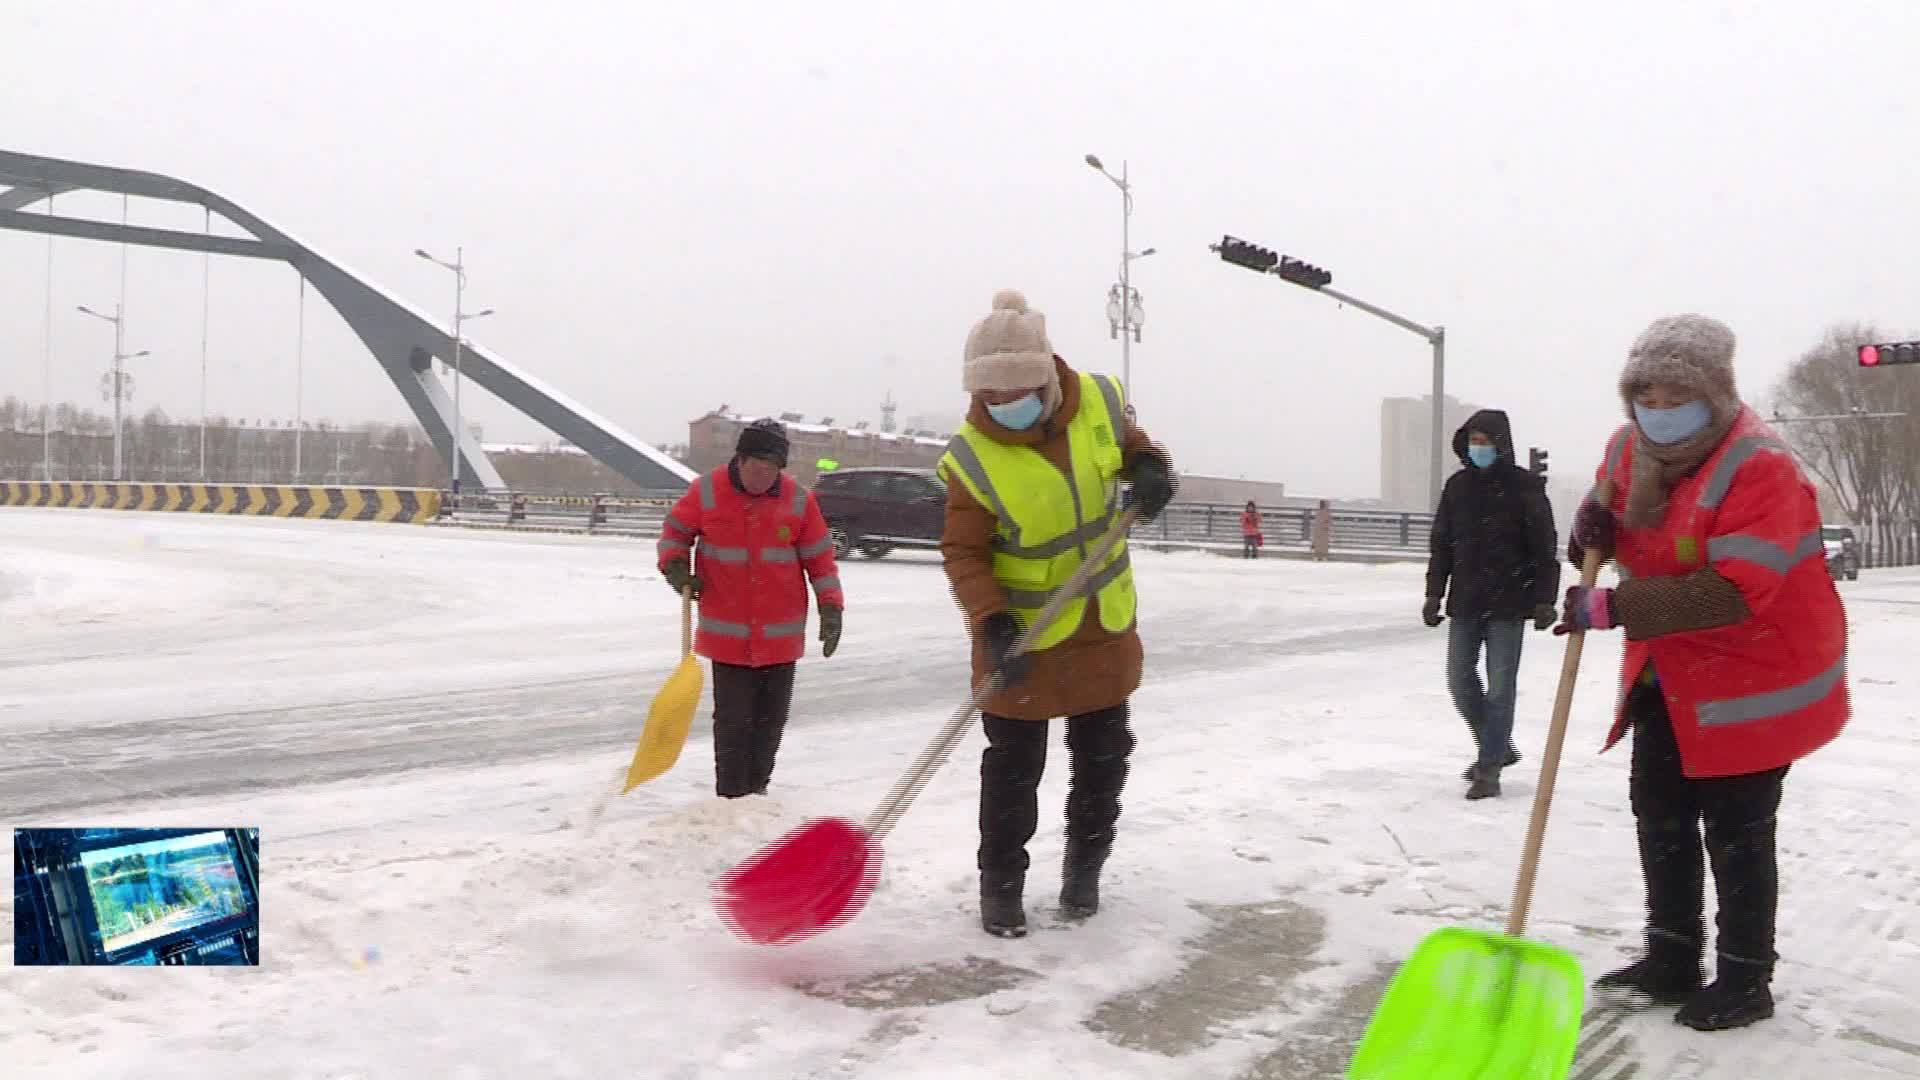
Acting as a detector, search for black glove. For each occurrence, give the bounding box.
[1422,596,1444,628]
[980,610,1033,690]
[1531,602,1558,632]
[663,559,702,600]
[1125,454,1175,523]
[818,605,842,658]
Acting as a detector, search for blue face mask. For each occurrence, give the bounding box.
[1468,444,1499,469]
[987,392,1044,431]
[1633,400,1712,446]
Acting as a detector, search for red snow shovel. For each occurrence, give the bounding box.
[714,508,1143,946]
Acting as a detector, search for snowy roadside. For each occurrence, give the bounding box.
[2,512,1916,1079]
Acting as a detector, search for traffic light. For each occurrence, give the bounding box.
[1276,255,1333,290]
[1528,447,1548,476]
[1215,235,1279,273]
[1859,341,1920,367]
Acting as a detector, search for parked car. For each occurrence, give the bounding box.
[1822,525,1860,581]
[811,467,947,560]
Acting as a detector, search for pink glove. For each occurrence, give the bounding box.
[1553,585,1615,635]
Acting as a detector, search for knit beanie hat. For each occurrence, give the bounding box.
[1617,314,1740,422]
[963,289,1057,394]
[735,418,789,467]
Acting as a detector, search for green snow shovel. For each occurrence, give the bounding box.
[1347,491,1611,1080]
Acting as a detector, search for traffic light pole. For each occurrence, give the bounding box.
[1316,285,1447,510]
[1212,235,1448,508]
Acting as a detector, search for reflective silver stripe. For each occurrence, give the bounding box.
[1707,530,1823,575]
[657,537,690,557]
[1091,373,1125,427]
[1006,549,1132,609]
[789,483,807,517]
[763,620,807,638]
[811,574,841,595]
[663,512,695,536]
[1699,436,1790,510]
[699,616,751,638]
[797,537,833,560]
[994,509,1118,559]
[697,474,717,511]
[761,547,798,563]
[697,542,749,563]
[942,436,1021,549]
[1697,658,1845,728]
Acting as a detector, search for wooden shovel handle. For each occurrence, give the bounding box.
[1506,481,1612,938]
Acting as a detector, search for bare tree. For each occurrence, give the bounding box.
[1771,323,1920,529]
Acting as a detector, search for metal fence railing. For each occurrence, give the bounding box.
[428,488,1436,559]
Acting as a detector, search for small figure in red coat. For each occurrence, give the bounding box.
[656,419,845,798]
[1560,314,1847,1031]
[1240,501,1263,560]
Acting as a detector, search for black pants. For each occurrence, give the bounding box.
[1628,679,1788,966]
[1242,537,1259,559]
[978,704,1136,880]
[711,661,796,798]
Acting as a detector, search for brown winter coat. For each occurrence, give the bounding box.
[940,357,1172,722]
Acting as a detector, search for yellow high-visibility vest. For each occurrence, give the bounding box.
[938,372,1137,651]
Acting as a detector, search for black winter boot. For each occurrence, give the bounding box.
[1059,842,1110,921]
[1465,763,1502,800]
[1461,748,1521,781]
[980,874,1027,939]
[1594,932,1707,1008]
[1676,956,1775,1031]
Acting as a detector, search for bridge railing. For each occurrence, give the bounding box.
[433,488,1437,559]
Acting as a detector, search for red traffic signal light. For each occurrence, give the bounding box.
[1860,340,1920,367]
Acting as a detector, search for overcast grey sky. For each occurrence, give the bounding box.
[3,0,1916,498]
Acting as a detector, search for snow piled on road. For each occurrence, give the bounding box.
[1,509,1916,1079]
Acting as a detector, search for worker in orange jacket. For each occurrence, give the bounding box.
[656,419,845,797]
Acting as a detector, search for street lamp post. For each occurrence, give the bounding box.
[1086,155,1153,399]
[76,303,147,481]
[415,246,493,506]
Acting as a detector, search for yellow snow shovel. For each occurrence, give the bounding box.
[1347,483,1613,1080]
[622,586,703,791]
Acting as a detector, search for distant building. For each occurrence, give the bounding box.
[1171,473,1286,507]
[1380,394,1481,510]
[687,411,950,486]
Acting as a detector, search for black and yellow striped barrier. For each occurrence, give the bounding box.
[0,482,441,523]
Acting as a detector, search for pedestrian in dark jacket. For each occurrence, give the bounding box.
[1560,314,1847,1031]
[1424,408,1561,799]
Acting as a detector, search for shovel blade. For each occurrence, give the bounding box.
[1348,927,1583,1080]
[622,655,703,791]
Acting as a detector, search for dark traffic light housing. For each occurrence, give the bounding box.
[1213,235,1333,289]
[1859,341,1920,367]
[1529,447,1548,476]
[1215,235,1279,273]
[1277,256,1333,290]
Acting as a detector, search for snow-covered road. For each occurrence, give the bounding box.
[2,509,1915,1079]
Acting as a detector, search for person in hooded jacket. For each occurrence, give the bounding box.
[1424,409,1562,799]
[1558,314,1847,1031]
[938,289,1176,939]
[1240,501,1263,559]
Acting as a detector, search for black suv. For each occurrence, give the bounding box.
[812,467,947,560]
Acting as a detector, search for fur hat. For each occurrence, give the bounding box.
[1618,314,1740,421]
[735,417,789,467]
[963,289,1057,394]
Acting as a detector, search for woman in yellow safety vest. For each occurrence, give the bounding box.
[938,289,1177,938]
